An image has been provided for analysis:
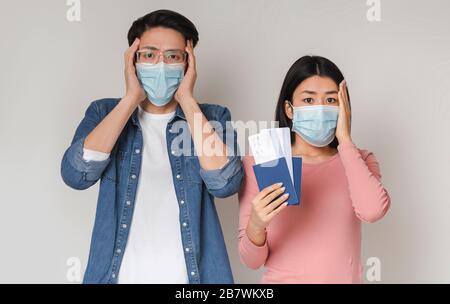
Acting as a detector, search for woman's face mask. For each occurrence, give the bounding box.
[289,101,339,147]
[136,62,185,107]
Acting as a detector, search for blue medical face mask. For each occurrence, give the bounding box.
[136,62,185,107]
[289,102,340,147]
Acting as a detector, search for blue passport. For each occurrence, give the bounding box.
[292,157,302,205]
[252,157,300,205]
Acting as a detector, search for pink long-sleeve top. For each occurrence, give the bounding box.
[238,141,391,283]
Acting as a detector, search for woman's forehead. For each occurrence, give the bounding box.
[296,76,339,94]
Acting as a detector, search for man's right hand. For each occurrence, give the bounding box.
[124,38,146,104]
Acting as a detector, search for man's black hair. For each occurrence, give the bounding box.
[127,9,199,47]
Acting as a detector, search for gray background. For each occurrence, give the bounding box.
[0,0,449,283]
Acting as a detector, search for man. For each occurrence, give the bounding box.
[61,10,243,284]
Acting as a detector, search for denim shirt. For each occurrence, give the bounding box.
[60,98,243,284]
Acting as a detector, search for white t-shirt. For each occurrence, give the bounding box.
[83,105,188,284]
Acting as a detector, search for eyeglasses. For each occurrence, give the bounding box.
[136,48,187,64]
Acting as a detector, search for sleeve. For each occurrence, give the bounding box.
[237,155,270,269]
[337,141,391,223]
[60,101,111,190]
[199,106,244,198]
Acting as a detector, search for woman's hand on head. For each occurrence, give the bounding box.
[336,80,353,145]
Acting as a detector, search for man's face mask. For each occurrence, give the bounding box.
[289,102,339,147]
[136,62,185,107]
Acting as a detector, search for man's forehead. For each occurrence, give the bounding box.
[139,28,186,50]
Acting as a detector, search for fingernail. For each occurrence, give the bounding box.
[284,193,289,197]
[277,182,283,187]
[280,187,286,192]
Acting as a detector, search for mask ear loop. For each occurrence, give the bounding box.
[286,101,296,140]
[286,100,295,119]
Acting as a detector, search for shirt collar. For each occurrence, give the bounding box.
[131,102,186,127]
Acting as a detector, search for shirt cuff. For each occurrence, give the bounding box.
[199,155,241,190]
[82,148,110,162]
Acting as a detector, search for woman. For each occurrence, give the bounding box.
[238,55,391,283]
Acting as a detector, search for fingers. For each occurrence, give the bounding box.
[185,39,196,73]
[341,80,352,127]
[125,38,140,72]
[264,192,289,213]
[339,94,345,113]
[338,80,348,112]
[250,182,289,231]
[254,182,283,204]
[130,37,140,51]
[261,186,287,207]
[338,80,345,102]
[337,80,352,136]
[342,80,349,104]
[186,39,194,54]
[267,201,288,221]
[339,80,350,110]
[345,84,351,116]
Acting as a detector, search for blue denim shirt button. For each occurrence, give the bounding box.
[62,100,241,283]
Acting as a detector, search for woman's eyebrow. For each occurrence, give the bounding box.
[300,90,317,95]
[325,90,339,94]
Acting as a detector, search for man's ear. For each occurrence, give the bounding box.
[285,100,293,120]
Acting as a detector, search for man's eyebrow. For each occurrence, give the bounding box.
[165,48,185,52]
[139,46,184,52]
[140,46,159,50]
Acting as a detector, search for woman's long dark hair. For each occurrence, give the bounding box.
[275,55,350,149]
